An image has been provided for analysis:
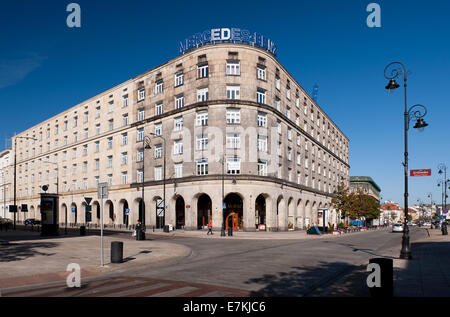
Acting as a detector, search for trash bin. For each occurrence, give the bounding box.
[80,226,86,236]
[111,241,123,263]
[368,258,393,297]
[163,225,169,233]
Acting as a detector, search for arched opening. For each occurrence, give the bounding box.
[155,197,164,229]
[305,200,310,228]
[106,200,114,224]
[93,201,100,224]
[255,194,266,231]
[288,198,295,230]
[139,199,145,224]
[121,199,129,227]
[71,203,77,225]
[197,194,212,230]
[175,196,185,229]
[224,193,243,231]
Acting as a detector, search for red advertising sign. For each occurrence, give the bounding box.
[410,169,431,176]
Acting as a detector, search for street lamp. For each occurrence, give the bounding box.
[42,160,60,233]
[149,132,166,229]
[13,135,38,230]
[384,62,429,260]
[140,135,152,226]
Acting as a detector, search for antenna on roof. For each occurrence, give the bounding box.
[312,83,319,102]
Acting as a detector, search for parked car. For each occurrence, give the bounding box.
[392,223,403,232]
[24,219,41,226]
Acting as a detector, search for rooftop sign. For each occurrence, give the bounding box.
[179,28,277,56]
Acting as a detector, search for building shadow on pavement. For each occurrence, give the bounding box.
[244,261,371,297]
[0,241,59,263]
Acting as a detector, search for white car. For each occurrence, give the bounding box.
[392,224,403,232]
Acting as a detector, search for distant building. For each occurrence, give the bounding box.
[349,176,381,201]
[0,148,12,218]
[380,202,403,223]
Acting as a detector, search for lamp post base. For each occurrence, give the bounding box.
[399,228,412,259]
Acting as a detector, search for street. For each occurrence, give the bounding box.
[1,227,430,297]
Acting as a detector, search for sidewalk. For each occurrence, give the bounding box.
[393,228,450,296]
[0,229,191,290]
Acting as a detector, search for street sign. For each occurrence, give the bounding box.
[84,197,92,205]
[71,207,76,213]
[9,205,17,213]
[440,215,446,220]
[97,183,108,199]
[443,209,448,214]
[157,199,165,208]
[21,204,28,212]
[157,209,164,217]
[410,169,431,176]
[125,208,130,215]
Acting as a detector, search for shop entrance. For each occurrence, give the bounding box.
[197,194,212,230]
[224,193,243,231]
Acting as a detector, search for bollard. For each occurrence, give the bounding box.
[111,241,123,263]
[368,258,393,297]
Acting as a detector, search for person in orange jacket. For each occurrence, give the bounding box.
[207,219,213,235]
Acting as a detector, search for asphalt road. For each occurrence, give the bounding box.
[126,226,428,296]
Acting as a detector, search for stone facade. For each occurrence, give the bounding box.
[7,43,349,231]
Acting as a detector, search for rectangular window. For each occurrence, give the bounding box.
[95,124,100,135]
[174,116,183,131]
[95,141,100,152]
[226,61,240,75]
[138,109,145,121]
[155,81,163,95]
[175,94,184,109]
[226,86,240,100]
[155,123,162,136]
[226,108,240,124]
[197,159,208,175]
[156,102,163,115]
[258,160,267,176]
[197,64,209,78]
[257,112,267,127]
[96,106,101,118]
[197,88,209,102]
[108,137,113,149]
[108,174,113,186]
[195,111,208,126]
[107,156,113,168]
[257,66,266,80]
[137,169,143,183]
[155,166,162,181]
[173,140,183,155]
[227,157,241,174]
[196,136,208,151]
[122,152,128,165]
[122,113,129,126]
[122,172,128,184]
[109,101,114,113]
[174,163,183,178]
[94,159,99,170]
[138,88,145,101]
[257,89,266,104]
[137,149,144,162]
[275,97,280,111]
[137,129,143,142]
[275,77,280,90]
[155,144,162,158]
[123,94,128,108]
[226,133,240,149]
[175,72,184,87]
[258,135,267,152]
[108,119,114,131]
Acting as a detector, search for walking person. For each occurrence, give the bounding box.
[207,219,213,235]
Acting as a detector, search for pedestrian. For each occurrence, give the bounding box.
[207,220,213,235]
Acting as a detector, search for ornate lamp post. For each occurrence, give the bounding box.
[384,62,429,259]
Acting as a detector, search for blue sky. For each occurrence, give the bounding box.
[0,0,449,206]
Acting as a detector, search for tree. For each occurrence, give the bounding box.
[331,182,354,225]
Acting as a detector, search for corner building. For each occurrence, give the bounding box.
[11,43,350,231]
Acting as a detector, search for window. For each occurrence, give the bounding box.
[297,153,301,165]
[138,88,145,101]
[258,160,267,176]
[95,124,100,135]
[122,114,129,126]
[108,137,113,149]
[197,159,208,175]
[257,66,266,80]
[175,72,184,87]
[83,128,88,139]
[227,157,241,174]
[107,174,113,186]
[64,121,68,131]
[173,140,183,155]
[275,97,281,111]
[138,109,145,121]
[155,144,162,158]
[122,172,128,184]
[155,80,163,95]
[226,133,240,149]
[287,147,292,160]
[123,94,128,108]
[122,132,128,145]
[155,123,162,136]
[174,116,183,131]
[286,87,291,100]
[95,141,100,152]
[174,163,183,178]
[226,61,240,75]
[107,156,113,168]
[275,77,280,90]
[287,128,292,140]
[137,129,143,142]
[257,112,267,127]
[96,106,101,118]
[197,64,209,78]
[94,159,99,170]
[73,116,78,127]
[277,122,281,134]
[84,111,89,123]
[226,85,240,100]
[155,102,163,115]
[197,88,209,102]
[155,166,162,180]
[72,148,77,158]
[108,119,114,131]
[196,136,208,151]
[226,108,240,124]
[258,135,267,152]
[175,94,184,109]
[73,132,78,142]
[137,149,144,162]
[257,89,266,104]
[196,111,208,126]
[137,169,143,183]
[122,152,128,165]
[55,125,59,135]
